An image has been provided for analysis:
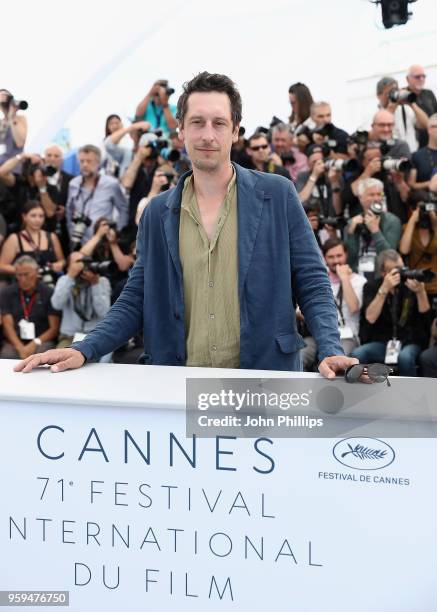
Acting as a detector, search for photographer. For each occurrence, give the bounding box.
[135,166,176,225]
[399,189,437,302]
[79,217,134,287]
[296,144,342,216]
[103,117,152,178]
[270,123,308,181]
[121,133,166,227]
[310,101,349,157]
[371,77,428,153]
[0,153,60,228]
[409,114,437,192]
[350,139,410,222]
[351,249,432,376]
[51,252,112,361]
[246,132,291,179]
[66,145,128,248]
[0,255,60,359]
[288,82,314,135]
[406,65,437,148]
[134,80,177,137]
[302,238,366,369]
[0,89,27,165]
[0,201,65,279]
[345,178,401,274]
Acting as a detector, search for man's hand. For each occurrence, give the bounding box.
[67,259,84,279]
[130,120,151,134]
[347,214,364,234]
[405,279,426,294]
[14,348,86,373]
[149,170,169,197]
[269,152,283,166]
[364,157,381,177]
[33,168,47,189]
[311,159,325,179]
[382,268,401,292]
[364,210,380,233]
[318,355,359,380]
[336,264,353,281]
[19,341,37,360]
[81,269,99,285]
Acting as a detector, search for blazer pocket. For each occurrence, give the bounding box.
[275,332,307,354]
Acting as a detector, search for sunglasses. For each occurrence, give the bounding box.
[411,74,426,79]
[250,144,269,151]
[344,363,393,387]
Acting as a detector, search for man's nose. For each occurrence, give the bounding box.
[200,122,216,141]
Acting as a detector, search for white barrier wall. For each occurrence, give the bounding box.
[0,361,436,611]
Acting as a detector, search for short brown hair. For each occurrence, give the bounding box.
[78,144,101,162]
[176,72,242,128]
[322,237,347,256]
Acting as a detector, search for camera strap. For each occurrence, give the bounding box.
[73,176,100,218]
[20,231,41,253]
[334,284,346,326]
[150,101,163,128]
[401,105,407,134]
[19,290,37,321]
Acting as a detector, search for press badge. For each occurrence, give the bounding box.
[0,144,6,156]
[72,332,87,343]
[358,254,376,274]
[385,339,401,364]
[339,325,354,340]
[18,319,36,340]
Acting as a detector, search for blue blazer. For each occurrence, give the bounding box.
[74,164,343,370]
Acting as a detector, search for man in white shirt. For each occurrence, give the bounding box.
[361,77,428,153]
[301,238,366,369]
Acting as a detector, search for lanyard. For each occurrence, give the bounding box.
[19,290,37,320]
[21,231,41,252]
[151,101,163,128]
[72,176,99,217]
[334,284,346,326]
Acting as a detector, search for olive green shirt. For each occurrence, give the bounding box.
[179,171,240,367]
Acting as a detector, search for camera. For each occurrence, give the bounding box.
[389,89,417,104]
[155,80,175,97]
[81,256,117,277]
[355,202,384,239]
[0,91,28,112]
[324,158,360,173]
[29,163,57,177]
[71,214,92,250]
[139,130,169,159]
[39,265,57,288]
[381,157,412,173]
[280,152,296,165]
[350,130,369,147]
[318,215,347,230]
[399,267,435,283]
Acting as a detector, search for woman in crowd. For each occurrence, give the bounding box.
[288,82,315,134]
[0,200,65,277]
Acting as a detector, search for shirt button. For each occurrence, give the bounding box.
[211,345,217,351]
[209,281,214,287]
[209,313,215,319]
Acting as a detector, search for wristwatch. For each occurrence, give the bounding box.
[39,187,47,194]
[377,288,388,297]
[34,337,42,346]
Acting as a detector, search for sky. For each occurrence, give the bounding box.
[3,0,437,150]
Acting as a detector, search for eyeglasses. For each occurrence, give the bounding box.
[373,123,394,128]
[344,363,393,387]
[250,144,269,151]
[411,74,426,79]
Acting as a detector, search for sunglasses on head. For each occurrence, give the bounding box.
[344,363,393,387]
[251,144,269,151]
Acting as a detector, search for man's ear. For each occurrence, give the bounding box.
[232,124,240,144]
[178,121,185,144]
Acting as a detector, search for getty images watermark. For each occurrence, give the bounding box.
[185,377,437,438]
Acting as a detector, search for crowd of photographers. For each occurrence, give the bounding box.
[1,67,437,375]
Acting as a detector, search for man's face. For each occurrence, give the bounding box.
[363,147,381,168]
[44,146,63,170]
[312,104,331,127]
[308,151,323,169]
[360,185,384,210]
[248,136,270,164]
[179,92,239,173]
[324,244,347,273]
[78,152,100,178]
[271,130,292,154]
[372,114,394,141]
[378,84,396,109]
[382,256,403,278]
[15,264,39,292]
[407,67,426,93]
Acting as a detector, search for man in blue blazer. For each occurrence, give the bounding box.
[16,72,356,378]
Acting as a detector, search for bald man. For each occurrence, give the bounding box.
[371,109,411,158]
[406,64,437,148]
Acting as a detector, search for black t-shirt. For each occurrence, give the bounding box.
[128,163,158,228]
[329,125,349,154]
[359,279,431,347]
[412,89,437,148]
[412,146,437,182]
[0,281,60,338]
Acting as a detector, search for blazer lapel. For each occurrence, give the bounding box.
[235,164,264,300]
